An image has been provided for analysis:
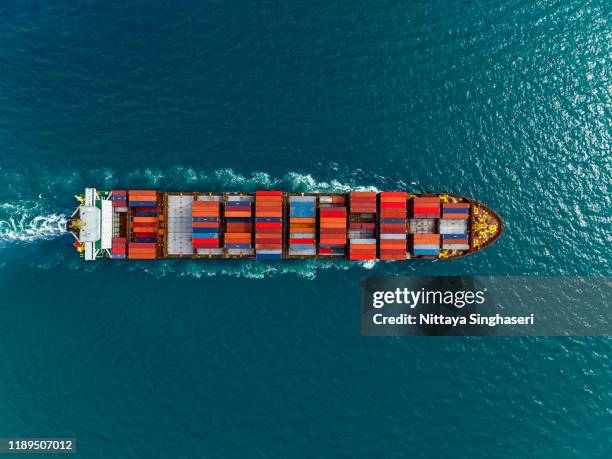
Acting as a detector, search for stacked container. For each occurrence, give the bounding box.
[128,242,157,259]
[442,202,470,219]
[128,190,159,259]
[379,192,407,260]
[111,237,126,259]
[255,191,283,260]
[349,192,377,260]
[412,196,441,218]
[112,190,128,211]
[412,234,440,256]
[128,190,158,208]
[224,195,254,255]
[442,234,470,251]
[192,199,221,251]
[318,195,347,257]
[288,196,316,256]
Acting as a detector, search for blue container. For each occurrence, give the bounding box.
[256,217,282,222]
[226,202,251,207]
[192,233,219,239]
[290,244,315,250]
[225,217,251,223]
[134,238,156,243]
[442,234,469,239]
[134,212,157,217]
[225,244,251,249]
[192,227,218,233]
[256,253,283,260]
[443,208,469,214]
[112,254,126,259]
[192,217,218,222]
[413,249,440,256]
[113,195,126,201]
[380,218,405,223]
[129,201,157,207]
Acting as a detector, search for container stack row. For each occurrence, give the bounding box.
[288,196,316,256]
[192,197,221,252]
[349,191,377,260]
[412,234,440,256]
[412,196,440,218]
[379,192,407,260]
[128,190,159,259]
[111,237,126,259]
[112,190,128,212]
[224,195,254,256]
[255,191,283,260]
[318,195,347,257]
[442,234,470,251]
[442,202,470,219]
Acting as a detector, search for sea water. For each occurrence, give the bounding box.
[0,1,610,457]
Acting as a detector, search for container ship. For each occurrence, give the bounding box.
[68,189,503,261]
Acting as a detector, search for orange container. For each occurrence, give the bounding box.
[350,243,376,250]
[255,244,282,249]
[192,211,220,217]
[128,253,157,259]
[129,190,157,195]
[320,238,346,245]
[413,234,440,243]
[132,226,158,232]
[290,217,315,224]
[226,224,252,232]
[133,216,157,223]
[225,233,252,239]
[192,222,219,228]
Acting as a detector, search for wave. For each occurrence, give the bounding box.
[0,202,67,244]
[0,165,387,201]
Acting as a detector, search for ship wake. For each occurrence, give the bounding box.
[0,202,67,244]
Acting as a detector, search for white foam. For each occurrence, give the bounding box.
[0,203,67,244]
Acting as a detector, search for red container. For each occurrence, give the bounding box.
[320,211,346,218]
[256,191,283,196]
[256,237,282,244]
[133,232,157,238]
[256,222,282,229]
[129,242,156,248]
[224,205,251,212]
[192,222,219,228]
[380,192,407,197]
[253,227,280,234]
[320,238,346,245]
[133,207,158,213]
[112,247,126,255]
[349,253,376,260]
[380,202,405,208]
[290,238,315,244]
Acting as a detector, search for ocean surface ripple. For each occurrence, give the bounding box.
[0,1,609,457]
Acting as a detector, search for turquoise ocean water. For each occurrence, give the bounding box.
[0,1,610,457]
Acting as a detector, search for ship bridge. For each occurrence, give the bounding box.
[69,188,113,260]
